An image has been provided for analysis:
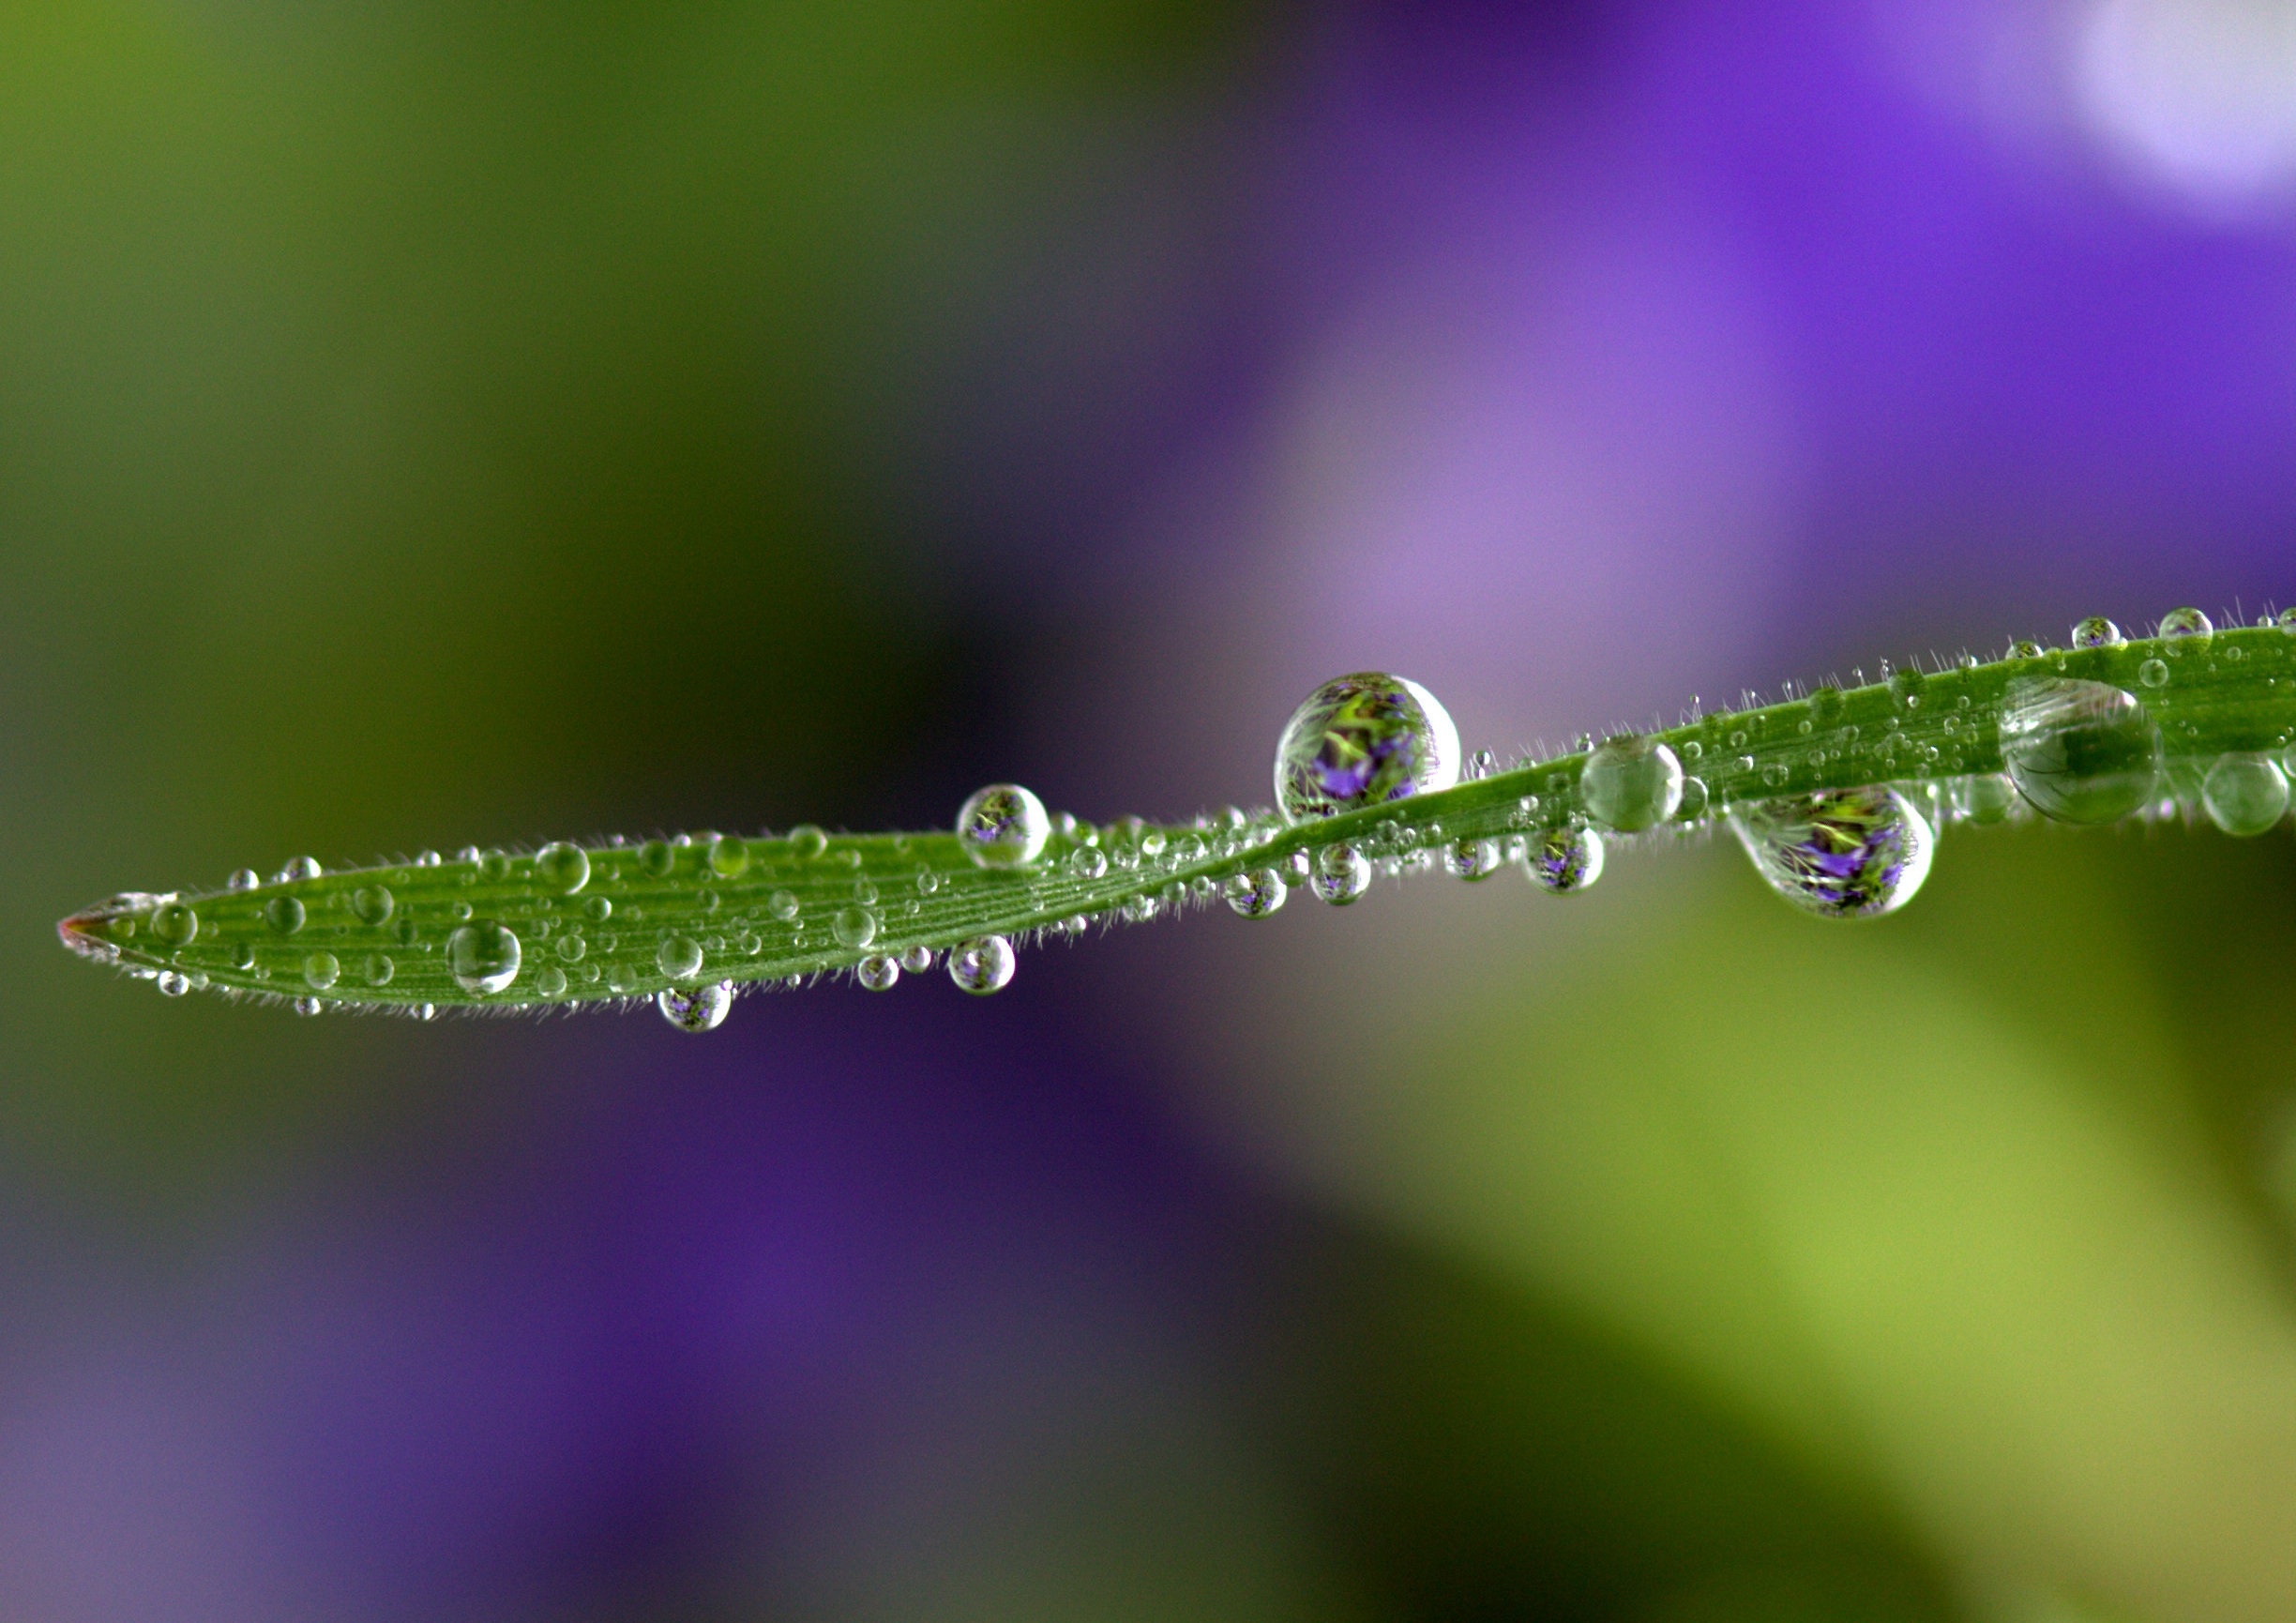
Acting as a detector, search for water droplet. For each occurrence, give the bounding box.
[415,851,442,868]
[1277,849,1310,885]
[899,944,935,973]
[705,834,750,879]
[856,953,900,991]
[351,886,394,926]
[914,868,941,895]
[657,933,704,979]
[657,981,733,1032]
[1274,672,1459,822]
[957,783,1050,869]
[948,934,1017,995]
[584,895,613,921]
[536,842,591,894]
[2202,752,2289,837]
[227,868,260,891]
[277,857,322,883]
[2071,615,2123,649]
[476,849,511,883]
[293,995,323,1017]
[447,921,521,994]
[1464,747,1498,781]
[1579,735,1684,831]
[1953,773,2017,825]
[1069,845,1110,878]
[1225,868,1289,918]
[1998,677,2159,825]
[1675,777,1710,821]
[2137,658,2169,688]
[1310,842,1371,905]
[302,951,340,991]
[787,825,829,859]
[2278,607,2296,634]
[2160,606,2213,645]
[852,879,876,905]
[1526,826,1603,894]
[1120,894,1161,922]
[264,895,306,935]
[363,953,395,986]
[415,1003,437,1020]
[639,840,676,877]
[1760,762,1790,789]
[832,905,879,949]
[1731,785,1935,918]
[449,901,473,921]
[157,970,190,997]
[536,965,568,997]
[149,900,198,947]
[767,890,800,922]
[737,933,763,955]
[1444,837,1502,881]
[230,942,256,970]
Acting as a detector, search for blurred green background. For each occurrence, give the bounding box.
[10,2,2296,1619]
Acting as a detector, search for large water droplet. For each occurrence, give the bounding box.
[277,857,322,883]
[657,981,733,1032]
[856,953,900,991]
[447,921,521,994]
[2202,752,2289,837]
[1273,673,1459,822]
[1580,735,1684,832]
[1224,868,1288,918]
[705,834,749,879]
[1998,677,2160,824]
[363,953,395,987]
[536,842,591,894]
[2071,615,2123,649]
[302,951,340,991]
[957,783,1050,869]
[535,965,568,997]
[2159,606,2213,645]
[351,885,394,926]
[1443,837,1502,881]
[1526,826,1603,894]
[1731,785,1934,918]
[657,933,705,979]
[899,944,934,973]
[948,934,1017,994]
[149,900,198,948]
[639,840,676,878]
[832,905,879,949]
[787,825,828,859]
[264,895,306,935]
[227,868,261,891]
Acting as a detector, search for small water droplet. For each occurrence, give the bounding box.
[2137,658,2169,688]
[2071,615,2123,649]
[302,951,340,991]
[948,934,1017,994]
[449,901,473,921]
[1526,826,1603,894]
[1120,894,1161,922]
[277,857,322,883]
[1999,677,2159,824]
[264,895,305,935]
[657,933,704,979]
[2159,606,2213,645]
[230,942,256,970]
[852,879,876,905]
[293,995,323,1017]
[227,868,261,891]
[536,965,568,997]
[1732,785,1934,918]
[1580,736,1684,831]
[415,1003,436,1020]
[657,981,733,1032]
[351,886,394,926]
[1760,762,1790,788]
[363,953,395,986]
[1953,773,2017,825]
[1443,837,1502,881]
[157,970,191,996]
[639,840,676,877]
[1225,868,1289,918]
[536,842,591,894]
[787,825,829,859]
[584,895,613,921]
[474,849,510,883]
[2277,607,2296,634]
[149,900,199,947]
[2202,752,2289,837]
[768,890,800,922]
[899,944,934,973]
[1464,747,1498,781]
[446,921,521,994]
[1310,842,1371,905]
[415,851,442,868]
[832,905,879,949]
[705,834,750,879]
[738,933,763,955]
[1069,845,1109,878]
[1274,673,1459,822]
[856,953,900,991]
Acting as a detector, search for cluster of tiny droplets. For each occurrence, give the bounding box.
[62,605,2296,1021]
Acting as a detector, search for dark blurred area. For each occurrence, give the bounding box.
[9,1,2296,1618]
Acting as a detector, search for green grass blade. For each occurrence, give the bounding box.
[58,618,2296,1016]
